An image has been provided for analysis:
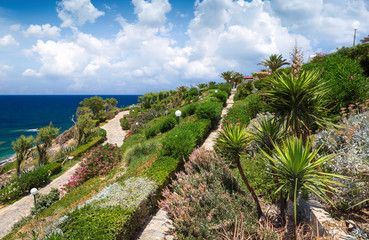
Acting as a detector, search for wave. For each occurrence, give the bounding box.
[0,141,6,145]
[26,129,38,132]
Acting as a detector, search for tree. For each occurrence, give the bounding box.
[104,98,118,111]
[12,135,34,176]
[261,137,346,240]
[216,124,263,217]
[232,72,244,88]
[290,41,304,79]
[220,71,233,84]
[264,70,331,142]
[258,54,289,72]
[79,96,105,118]
[74,112,94,146]
[36,122,59,166]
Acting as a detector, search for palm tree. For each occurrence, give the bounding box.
[216,124,263,217]
[220,71,233,84]
[261,137,346,240]
[258,54,289,72]
[232,72,244,88]
[264,70,331,142]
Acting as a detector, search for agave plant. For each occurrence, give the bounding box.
[216,124,263,217]
[265,69,332,141]
[258,54,289,72]
[261,137,347,240]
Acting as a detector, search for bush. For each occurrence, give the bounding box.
[182,103,197,117]
[183,87,199,99]
[224,93,273,126]
[145,126,158,139]
[234,82,253,100]
[196,101,223,127]
[96,128,107,139]
[0,167,50,204]
[159,115,177,133]
[125,142,158,166]
[144,156,180,187]
[218,83,232,95]
[31,188,60,215]
[213,90,228,104]
[161,119,211,160]
[69,136,105,157]
[120,118,130,130]
[336,43,369,77]
[159,148,275,239]
[62,144,121,193]
[43,163,62,176]
[303,53,369,113]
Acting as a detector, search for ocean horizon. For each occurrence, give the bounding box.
[0,95,140,163]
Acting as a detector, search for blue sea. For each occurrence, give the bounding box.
[0,95,140,163]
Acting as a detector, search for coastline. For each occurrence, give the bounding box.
[0,155,15,167]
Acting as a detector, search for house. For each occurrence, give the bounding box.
[243,76,254,82]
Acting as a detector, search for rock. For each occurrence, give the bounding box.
[345,220,356,232]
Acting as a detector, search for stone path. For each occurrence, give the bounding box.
[100,110,130,147]
[0,110,129,239]
[137,88,237,240]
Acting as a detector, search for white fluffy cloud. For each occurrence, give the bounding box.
[23,24,61,38]
[0,34,19,47]
[57,0,105,28]
[20,0,369,94]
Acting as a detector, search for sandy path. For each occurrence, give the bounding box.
[0,111,130,239]
[100,111,130,147]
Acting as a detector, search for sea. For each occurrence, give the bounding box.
[0,95,140,165]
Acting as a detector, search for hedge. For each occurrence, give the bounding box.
[196,101,223,127]
[0,167,50,204]
[69,136,105,157]
[43,163,62,176]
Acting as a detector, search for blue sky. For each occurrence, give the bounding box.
[0,0,368,95]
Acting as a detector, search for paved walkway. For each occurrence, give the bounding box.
[0,110,129,239]
[101,111,129,147]
[137,88,237,240]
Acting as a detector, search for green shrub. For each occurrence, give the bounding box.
[183,87,199,99]
[120,118,130,130]
[224,93,273,126]
[213,90,228,103]
[144,156,180,187]
[42,163,62,176]
[0,167,50,204]
[196,101,223,127]
[160,119,211,160]
[96,128,107,139]
[69,136,104,157]
[218,83,232,95]
[182,103,197,117]
[145,126,158,139]
[159,115,176,133]
[336,43,369,77]
[125,142,158,166]
[61,205,134,240]
[234,82,253,100]
[303,53,369,113]
[31,188,60,215]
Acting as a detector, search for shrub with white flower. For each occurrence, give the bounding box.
[314,111,369,206]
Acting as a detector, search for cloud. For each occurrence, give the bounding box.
[0,34,19,47]
[132,0,171,27]
[22,69,41,77]
[9,24,21,31]
[0,65,13,71]
[57,0,105,28]
[23,24,61,38]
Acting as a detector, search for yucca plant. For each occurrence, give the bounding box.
[265,69,332,141]
[261,137,347,240]
[216,124,263,217]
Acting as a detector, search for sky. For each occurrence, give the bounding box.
[0,0,368,95]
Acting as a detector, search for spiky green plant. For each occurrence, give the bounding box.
[216,124,263,217]
[261,137,347,240]
[265,69,332,141]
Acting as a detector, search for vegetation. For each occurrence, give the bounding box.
[12,135,34,176]
[35,122,59,166]
[258,54,289,72]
